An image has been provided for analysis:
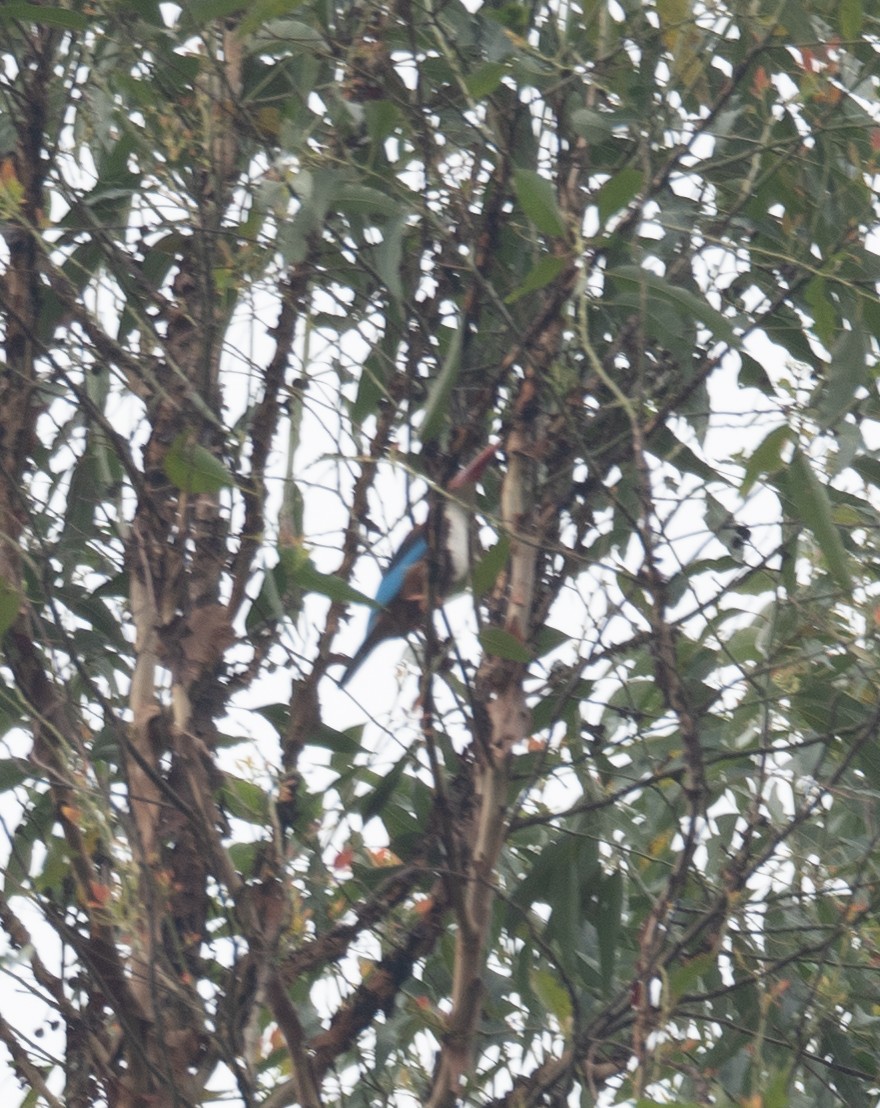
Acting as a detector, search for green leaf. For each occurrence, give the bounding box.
[531,682,591,731]
[804,276,837,348]
[421,324,463,443]
[221,776,269,823]
[183,0,244,26]
[239,0,312,36]
[245,558,303,633]
[0,3,88,29]
[0,582,22,638]
[512,169,566,237]
[0,758,29,792]
[33,835,69,897]
[479,627,532,662]
[70,597,128,651]
[667,952,717,1003]
[597,870,623,993]
[818,326,867,430]
[279,168,336,264]
[594,168,643,225]
[465,61,507,98]
[793,685,867,735]
[777,0,815,44]
[530,967,573,1027]
[740,424,791,496]
[569,108,617,142]
[651,425,724,483]
[608,265,736,343]
[335,183,403,219]
[738,353,773,394]
[532,625,570,659]
[255,702,291,736]
[4,791,54,899]
[164,434,234,494]
[310,724,363,756]
[376,217,406,304]
[352,327,401,423]
[635,1099,706,1108]
[486,2,529,36]
[763,1068,793,1108]
[359,753,409,822]
[284,546,374,608]
[785,449,852,592]
[839,0,863,38]
[505,255,567,304]
[852,455,880,490]
[472,536,509,597]
[59,439,120,560]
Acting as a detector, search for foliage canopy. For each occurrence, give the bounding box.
[1,1,880,1106]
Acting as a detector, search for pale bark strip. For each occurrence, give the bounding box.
[0,22,53,607]
[426,431,536,1108]
[117,20,248,1103]
[127,554,164,871]
[0,22,159,1101]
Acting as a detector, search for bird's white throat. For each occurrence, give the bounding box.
[446,502,471,584]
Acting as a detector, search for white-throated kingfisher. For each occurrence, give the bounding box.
[339,442,497,686]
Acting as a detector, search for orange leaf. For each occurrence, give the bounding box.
[59,803,81,825]
[0,157,19,185]
[846,898,869,920]
[752,66,770,95]
[369,847,401,866]
[88,881,111,909]
[333,846,354,870]
[799,46,817,72]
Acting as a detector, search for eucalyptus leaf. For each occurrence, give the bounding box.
[512,169,566,237]
[595,168,643,225]
[164,434,234,494]
[479,626,532,662]
[0,3,87,28]
[784,450,853,592]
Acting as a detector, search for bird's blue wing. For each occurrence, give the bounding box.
[368,529,428,633]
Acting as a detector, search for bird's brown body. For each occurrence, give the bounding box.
[339,443,496,686]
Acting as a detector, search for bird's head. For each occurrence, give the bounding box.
[446,441,498,493]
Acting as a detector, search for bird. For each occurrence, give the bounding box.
[339,443,497,687]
